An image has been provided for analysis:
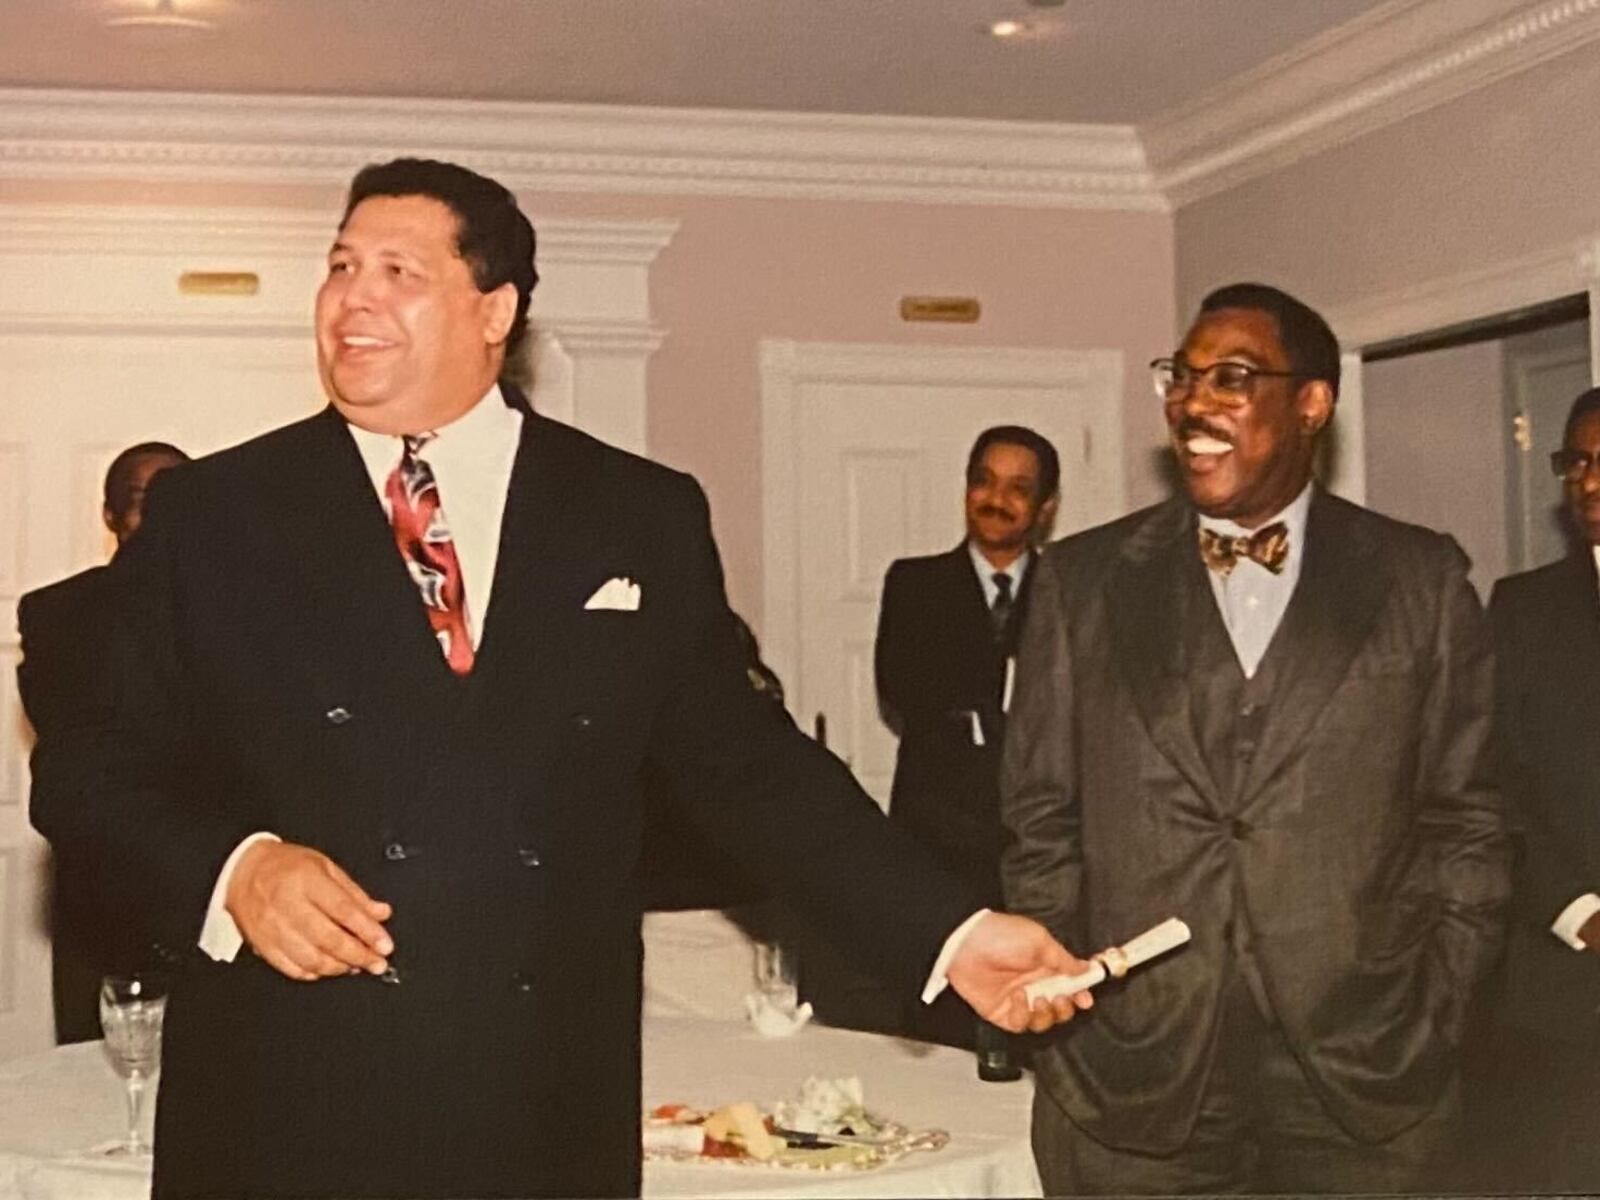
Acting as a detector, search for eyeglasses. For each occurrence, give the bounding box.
[1550,448,1600,482]
[1150,357,1303,407]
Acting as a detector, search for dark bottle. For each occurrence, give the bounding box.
[975,1020,1022,1082]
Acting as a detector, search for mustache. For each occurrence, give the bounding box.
[1174,417,1234,445]
[974,505,1016,522]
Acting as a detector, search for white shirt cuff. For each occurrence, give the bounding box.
[198,832,280,962]
[920,908,992,1005]
[1551,893,1600,951]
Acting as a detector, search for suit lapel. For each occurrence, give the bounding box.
[283,407,457,704]
[1236,489,1388,807]
[470,409,615,697]
[1106,498,1224,812]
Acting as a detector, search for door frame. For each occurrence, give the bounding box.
[1325,233,1600,507]
[758,338,1123,708]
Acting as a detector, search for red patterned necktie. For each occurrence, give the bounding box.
[386,433,474,675]
[1198,521,1290,578]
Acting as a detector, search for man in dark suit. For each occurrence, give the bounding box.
[29,158,1088,1200]
[876,425,1058,1049]
[1002,282,1509,1193]
[17,440,188,1044]
[1484,385,1600,1192]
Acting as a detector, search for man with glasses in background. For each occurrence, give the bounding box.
[1484,385,1600,1192]
[1002,282,1508,1193]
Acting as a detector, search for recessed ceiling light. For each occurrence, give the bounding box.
[988,19,1023,37]
[983,16,1065,42]
[105,0,216,34]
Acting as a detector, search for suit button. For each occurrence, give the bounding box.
[510,970,535,995]
[383,841,409,862]
[378,966,402,986]
[325,706,353,725]
[516,846,543,868]
[572,714,594,731]
[1230,819,1251,840]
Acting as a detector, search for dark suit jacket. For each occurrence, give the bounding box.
[1002,489,1509,1154]
[876,544,1032,903]
[1490,552,1600,1035]
[17,565,144,1044]
[29,392,972,1200]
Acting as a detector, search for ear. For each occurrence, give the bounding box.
[1296,379,1335,436]
[481,282,519,347]
[102,505,120,537]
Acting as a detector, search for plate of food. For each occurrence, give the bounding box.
[642,1076,948,1171]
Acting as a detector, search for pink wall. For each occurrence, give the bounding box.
[1,176,1174,627]
[1173,41,1600,316]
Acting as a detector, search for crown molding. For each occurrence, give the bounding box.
[1145,0,1600,207]
[0,88,1162,212]
[0,203,678,262]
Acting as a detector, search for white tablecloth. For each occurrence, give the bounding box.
[0,1018,1039,1199]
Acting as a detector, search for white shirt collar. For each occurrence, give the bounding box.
[968,540,1030,592]
[1196,481,1314,555]
[347,383,518,487]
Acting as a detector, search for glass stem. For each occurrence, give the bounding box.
[125,1070,146,1153]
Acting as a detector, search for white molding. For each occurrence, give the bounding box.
[1145,0,1600,206]
[0,203,677,264]
[759,339,1124,695]
[1326,236,1600,349]
[0,88,1162,212]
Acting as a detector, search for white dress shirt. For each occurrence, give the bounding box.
[1197,484,1313,679]
[1546,544,1600,951]
[967,541,1030,609]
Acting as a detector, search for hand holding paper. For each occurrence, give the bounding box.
[1024,917,1191,1005]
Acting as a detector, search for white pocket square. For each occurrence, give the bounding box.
[584,576,641,611]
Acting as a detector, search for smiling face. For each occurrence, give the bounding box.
[1563,408,1600,546]
[314,194,517,435]
[965,441,1056,564]
[1165,306,1333,528]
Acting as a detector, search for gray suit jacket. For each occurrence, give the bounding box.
[1001,488,1508,1154]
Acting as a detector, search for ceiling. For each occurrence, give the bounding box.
[2,0,1391,125]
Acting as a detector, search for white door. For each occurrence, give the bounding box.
[761,341,1124,809]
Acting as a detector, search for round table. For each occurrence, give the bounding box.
[0,1018,1040,1199]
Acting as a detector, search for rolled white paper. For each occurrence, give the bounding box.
[1023,917,1191,1005]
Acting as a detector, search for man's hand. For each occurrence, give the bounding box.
[226,841,393,982]
[948,912,1094,1033]
[1580,911,1600,954]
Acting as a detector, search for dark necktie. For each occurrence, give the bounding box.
[386,434,475,675]
[990,571,1014,639]
[1198,521,1290,578]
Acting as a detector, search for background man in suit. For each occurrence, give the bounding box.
[16,440,188,1044]
[876,425,1059,1051]
[30,158,1087,1200]
[1002,282,1508,1194]
[1484,385,1600,1192]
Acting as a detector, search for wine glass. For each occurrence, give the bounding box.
[753,941,798,1015]
[99,974,167,1156]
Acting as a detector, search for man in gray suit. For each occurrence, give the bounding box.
[1002,282,1509,1193]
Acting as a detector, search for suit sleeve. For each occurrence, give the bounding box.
[28,476,255,953]
[1417,540,1512,1037]
[997,553,1084,948]
[646,481,975,993]
[1489,578,1595,928]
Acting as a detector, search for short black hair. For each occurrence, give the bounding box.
[1198,282,1341,399]
[342,158,539,371]
[1564,386,1600,443]
[103,441,188,517]
[966,426,1060,501]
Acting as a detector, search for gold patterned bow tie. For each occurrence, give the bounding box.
[1198,522,1290,577]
